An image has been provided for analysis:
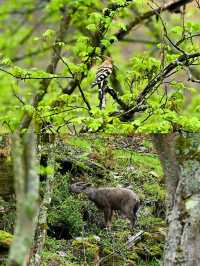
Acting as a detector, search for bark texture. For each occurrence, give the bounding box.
[29,146,55,266]
[8,129,39,266]
[152,133,200,266]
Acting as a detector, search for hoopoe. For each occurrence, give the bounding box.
[92,57,113,109]
[92,57,113,88]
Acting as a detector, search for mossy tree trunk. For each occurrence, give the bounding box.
[152,133,200,266]
[8,129,39,266]
[29,144,55,266]
[28,110,56,265]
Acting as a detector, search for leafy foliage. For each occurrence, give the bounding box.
[0,0,199,134]
[1,0,200,265]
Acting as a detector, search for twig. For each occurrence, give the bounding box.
[187,68,200,83]
[52,46,91,110]
[52,46,74,78]
[12,88,25,105]
[61,0,134,95]
[77,83,91,111]
[176,32,200,46]
[0,68,72,80]
[119,52,200,119]
[137,52,200,102]
[19,13,50,45]
[106,86,128,110]
[148,2,187,55]
[41,106,88,118]
[99,230,144,264]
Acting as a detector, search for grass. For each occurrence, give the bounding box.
[113,149,162,175]
[64,135,163,178]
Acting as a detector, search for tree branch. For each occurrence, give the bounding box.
[62,0,134,95]
[19,7,72,132]
[115,0,193,41]
[122,52,200,118]
[0,67,72,80]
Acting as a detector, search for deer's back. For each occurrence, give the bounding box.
[88,187,138,210]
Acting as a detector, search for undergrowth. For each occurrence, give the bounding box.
[0,134,165,265]
[41,134,165,265]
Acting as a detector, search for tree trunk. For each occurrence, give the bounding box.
[29,145,55,266]
[152,133,200,266]
[8,129,39,266]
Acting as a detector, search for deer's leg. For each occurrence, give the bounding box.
[128,202,139,229]
[123,206,137,229]
[104,207,113,229]
[129,214,136,229]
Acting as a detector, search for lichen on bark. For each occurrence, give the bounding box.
[152,133,200,266]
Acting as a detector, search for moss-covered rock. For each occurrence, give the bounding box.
[0,230,13,248]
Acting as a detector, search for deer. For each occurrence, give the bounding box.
[69,182,140,229]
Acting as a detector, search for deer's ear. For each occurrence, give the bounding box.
[83,183,92,189]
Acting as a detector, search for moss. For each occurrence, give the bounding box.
[143,183,165,201]
[41,251,74,266]
[0,230,13,248]
[139,214,165,230]
[114,229,130,239]
[149,244,163,256]
[71,238,99,265]
[100,254,126,266]
[127,252,139,261]
[135,241,163,258]
[133,227,165,259]
[113,149,162,175]
[47,174,85,236]
[138,259,160,266]
[43,135,166,264]
[64,136,92,152]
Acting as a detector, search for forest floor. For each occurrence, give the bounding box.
[43,134,166,266]
[0,134,166,266]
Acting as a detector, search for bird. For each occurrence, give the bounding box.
[91,57,113,109]
[91,57,113,88]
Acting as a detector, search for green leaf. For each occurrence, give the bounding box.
[1,57,12,66]
[86,24,97,32]
[42,29,56,41]
[170,26,182,34]
[23,105,34,115]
